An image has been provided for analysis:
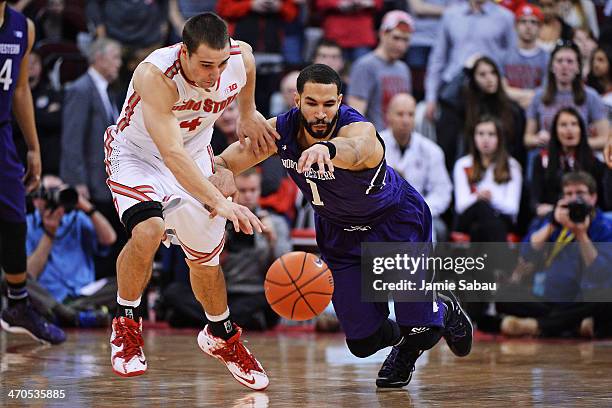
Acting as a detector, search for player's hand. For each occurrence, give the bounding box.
[236,110,279,156]
[209,167,238,200]
[604,138,612,169]
[297,144,334,175]
[210,199,265,235]
[23,149,42,193]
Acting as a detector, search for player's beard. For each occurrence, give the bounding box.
[299,108,339,140]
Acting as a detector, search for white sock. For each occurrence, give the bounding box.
[205,307,230,322]
[117,294,141,308]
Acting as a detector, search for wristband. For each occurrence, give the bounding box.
[85,206,97,216]
[43,228,55,240]
[314,141,336,159]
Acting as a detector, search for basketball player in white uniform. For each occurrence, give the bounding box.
[104,13,276,389]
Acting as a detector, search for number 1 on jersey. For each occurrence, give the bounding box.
[306,179,324,206]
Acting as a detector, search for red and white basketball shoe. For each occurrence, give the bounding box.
[110,317,147,377]
[197,324,269,390]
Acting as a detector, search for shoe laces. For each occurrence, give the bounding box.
[380,347,416,377]
[113,318,144,361]
[445,302,467,342]
[214,331,260,374]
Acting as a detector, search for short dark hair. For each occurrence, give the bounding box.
[315,39,342,54]
[562,171,597,194]
[182,12,229,54]
[297,64,342,94]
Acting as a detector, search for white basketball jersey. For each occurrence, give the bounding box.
[112,41,246,158]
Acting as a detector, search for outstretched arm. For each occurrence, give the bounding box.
[297,122,384,173]
[216,117,277,174]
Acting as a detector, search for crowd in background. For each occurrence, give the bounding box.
[4,0,612,339]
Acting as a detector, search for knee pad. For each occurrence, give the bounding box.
[0,221,26,274]
[121,201,163,238]
[346,319,401,358]
[399,325,443,351]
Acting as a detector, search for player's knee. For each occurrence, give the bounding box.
[122,201,164,240]
[346,335,381,358]
[399,325,443,351]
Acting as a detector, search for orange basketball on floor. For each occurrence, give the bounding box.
[264,251,334,321]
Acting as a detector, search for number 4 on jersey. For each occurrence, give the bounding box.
[0,59,13,91]
[179,117,202,132]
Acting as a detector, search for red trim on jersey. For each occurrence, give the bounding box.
[117,92,141,131]
[108,180,153,202]
[164,59,181,79]
[207,145,215,173]
[103,128,115,176]
[179,235,226,264]
[214,77,221,91]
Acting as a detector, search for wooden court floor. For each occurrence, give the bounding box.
[2,328,612,407]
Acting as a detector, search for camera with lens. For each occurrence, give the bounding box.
[30,185,79,213]
[567,197,593,223]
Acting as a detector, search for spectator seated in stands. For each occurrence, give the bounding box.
[531,107,610,218]
[586,46,612,118]
[453,115,523,242]
[161,168,290,329]
[500,171,612,338]
[23,175,117,327]
[380,93,452,241]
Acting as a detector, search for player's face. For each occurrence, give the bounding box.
[474,61,499,94]
[183,43,230,89]
[516,16,541,42]
[474,121,499,156]
[236,174,261,210]
[296,82,342,139]
[556,112,581,148]
[591,49,609,78]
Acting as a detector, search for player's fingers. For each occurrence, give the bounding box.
[242,208,264,234]
[265,121,281,140]
[325,156,334,173]
[297,153,307,173]
[228,213,241,232]
[237,132,247,146]
[317,156,326,175]
[263,131,277,153]
[302,154,316,173]
[235,209,254,234]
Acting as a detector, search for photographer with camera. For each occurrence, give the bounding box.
[500,171,612,338]
[24,175,117,327]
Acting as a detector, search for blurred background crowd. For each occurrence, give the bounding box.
[4,0,612,339]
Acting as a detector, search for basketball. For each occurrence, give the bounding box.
[264,251,334,321]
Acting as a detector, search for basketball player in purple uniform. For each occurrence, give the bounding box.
[216,64,472,388]
[0,2,65,344]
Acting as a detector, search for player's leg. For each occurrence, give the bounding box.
[106,143,166,377]
[165,197,268,390]
[0,155,65,344]
[0,220,66,344]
